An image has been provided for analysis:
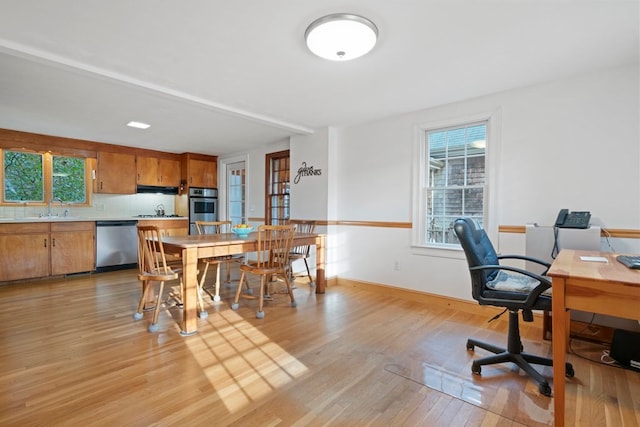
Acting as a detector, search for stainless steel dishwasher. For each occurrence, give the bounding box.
[95,220,138,272]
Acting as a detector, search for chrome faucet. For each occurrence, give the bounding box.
[47,197,64,217]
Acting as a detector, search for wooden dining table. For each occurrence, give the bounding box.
[161,231,326,335]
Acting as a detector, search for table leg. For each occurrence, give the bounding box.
[315,234,326,294]
[180,246,199,336]
[552,277,568,427]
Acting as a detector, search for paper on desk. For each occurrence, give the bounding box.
[580,256,608,263]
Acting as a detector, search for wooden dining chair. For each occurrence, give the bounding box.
[134,225,207,332]
[231,224,296,319]
[287,219,316,286]
[195,220,244,303]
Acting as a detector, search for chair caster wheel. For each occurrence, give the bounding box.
[256,310,264,319]
[231,303,239,310]
[290,301,297,308]
[539,382,552,397]
[133,312,143,320]
[148,324,159,333]
[471,363,481,375]
[212,295,221,302]
[198,310,208,319]
[565,363,575,378]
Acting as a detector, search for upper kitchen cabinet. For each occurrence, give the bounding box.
[96,151,136,194]
[182,153,217,189]
[136,156,181,187]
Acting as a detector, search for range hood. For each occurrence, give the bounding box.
[136,185,179,195]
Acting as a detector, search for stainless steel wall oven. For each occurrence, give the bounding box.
[188,187,218,234]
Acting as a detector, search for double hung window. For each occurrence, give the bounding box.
[414,119,490,249]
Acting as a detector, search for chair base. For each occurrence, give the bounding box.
[466,310,574,397]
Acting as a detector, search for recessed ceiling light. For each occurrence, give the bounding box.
[127,121,150,129]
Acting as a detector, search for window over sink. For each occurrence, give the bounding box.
[2,149,91,206]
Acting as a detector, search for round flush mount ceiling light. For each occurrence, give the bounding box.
[305,13,378,61]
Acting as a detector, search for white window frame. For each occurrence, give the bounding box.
[411,110,501,258]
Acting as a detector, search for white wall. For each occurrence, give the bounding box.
[234,64,638,302]
[244,138,289,225]
[335,64,639,301]
[290,127,330,221]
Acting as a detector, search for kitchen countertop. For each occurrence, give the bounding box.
[0,216,188,224]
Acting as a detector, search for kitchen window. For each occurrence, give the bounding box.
[2,149,91,205]
[412,112,500,252]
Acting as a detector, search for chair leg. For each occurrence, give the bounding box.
[195,280,208,320]
[134,280,152,320]
[231,271,246,310]
[282,273,297,308]
[303,258,314,286]
[149,281,165,332]
[225,261,232,284]
[257,275,265,319]
[198,262,209,293]
[213,263,222,302]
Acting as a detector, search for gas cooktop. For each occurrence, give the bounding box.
[135,214,185,218]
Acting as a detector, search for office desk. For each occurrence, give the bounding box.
[548,250,640,426]
[161,232,325,336]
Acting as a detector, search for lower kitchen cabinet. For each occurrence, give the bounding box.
[0,221,95,282]
[137,219,187,264]
[0,223,50,282]
[50,222,96,275]
[137,219,188,237]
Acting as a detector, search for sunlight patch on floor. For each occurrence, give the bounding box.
[184,309,309,413]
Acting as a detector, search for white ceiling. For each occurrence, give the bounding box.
[0,1,637,156]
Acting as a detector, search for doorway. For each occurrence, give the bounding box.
[227,160,246,226]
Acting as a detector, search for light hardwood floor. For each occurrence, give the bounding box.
[0,268,637,426]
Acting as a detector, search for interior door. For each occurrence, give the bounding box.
[227,161,246,226]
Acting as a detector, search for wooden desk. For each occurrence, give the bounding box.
[161,232,326,335]
[548,250,640,426]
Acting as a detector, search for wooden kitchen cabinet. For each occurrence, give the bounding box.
[158,158,181,187]
[137,156,181,187]
[137,219,188,237]
[181,153,217,190]
[96,151,136,194]
[0,221,95,282]
[0,223,49,282]
[50,222,95,275]
[137,219,188,264]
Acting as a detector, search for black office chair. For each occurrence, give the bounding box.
[453,217,574,396]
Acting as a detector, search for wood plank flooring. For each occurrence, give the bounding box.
[0,269,638,426]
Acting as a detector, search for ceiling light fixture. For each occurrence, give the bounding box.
[127,121,150,129]
[305,13,378,61]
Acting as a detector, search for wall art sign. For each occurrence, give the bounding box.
[293,161,322,184]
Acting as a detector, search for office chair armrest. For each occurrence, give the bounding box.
[470,264,552,307]
[497,254,551,274]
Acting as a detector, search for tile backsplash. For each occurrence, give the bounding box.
[0,193,178,219]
